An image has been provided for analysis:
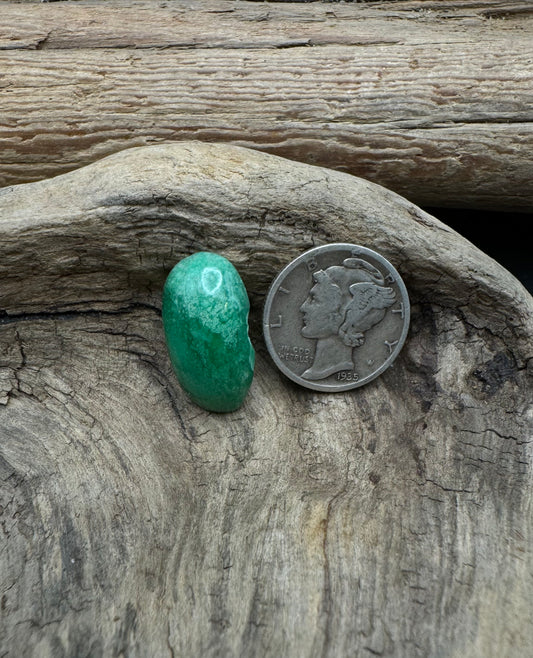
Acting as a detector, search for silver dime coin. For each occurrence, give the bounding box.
[263,243,410,392]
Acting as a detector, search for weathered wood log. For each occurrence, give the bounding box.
[1,0,532,211]
[0,143,532,657]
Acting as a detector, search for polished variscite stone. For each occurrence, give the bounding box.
[162,252,255,412]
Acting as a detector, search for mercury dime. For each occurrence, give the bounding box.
[263,243,410,392]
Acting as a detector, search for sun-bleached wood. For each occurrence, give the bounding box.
[0,143,532,657]
[0,0,532,211]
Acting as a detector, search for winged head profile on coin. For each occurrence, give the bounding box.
[299,257,396,380]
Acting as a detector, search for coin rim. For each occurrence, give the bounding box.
[262,243,410,392]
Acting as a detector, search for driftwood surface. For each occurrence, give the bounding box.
[0,143,532,658]
[1,0,533,211]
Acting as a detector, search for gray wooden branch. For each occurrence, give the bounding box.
[0,143,532,657]
[0,0,532,211]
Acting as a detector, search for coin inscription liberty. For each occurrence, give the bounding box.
[263,244,410,392]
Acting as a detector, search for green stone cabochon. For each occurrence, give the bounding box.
[162,252,255,412]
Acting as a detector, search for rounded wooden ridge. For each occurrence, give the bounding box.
[0,143,531,657]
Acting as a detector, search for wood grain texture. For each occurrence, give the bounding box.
[0,0,532,210]
[0,142,532,657]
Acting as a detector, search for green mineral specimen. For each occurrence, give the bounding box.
[162,252,255,412]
